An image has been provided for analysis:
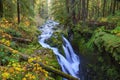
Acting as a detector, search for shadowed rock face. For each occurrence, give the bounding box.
[38,20,80,80]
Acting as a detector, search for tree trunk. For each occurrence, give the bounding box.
[116,1,119,10]
[65,0,70,26]
[86,0,89,19]
[66,0,70,14]
[77,0,81,21]
[82,0,86,26]
[110,0,113,14]
[103,0,106,17]
[112,0,117,15]
[0,0,3,18]
[70,0,76,25]
[17,0,20,24]
[97,0,100,17]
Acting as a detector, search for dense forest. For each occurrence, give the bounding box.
[0,0,120,80]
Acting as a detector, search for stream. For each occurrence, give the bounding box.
[38,20,80,80]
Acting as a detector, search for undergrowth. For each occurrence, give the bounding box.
[0,17,59,80]
[71,13,120,80]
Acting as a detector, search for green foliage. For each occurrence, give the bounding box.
[111,26,120,34]
[85,25,120,62]
[17,43,41,55]
[46,31,63,54]
[72,24,120,79]
[107,68,118,78]
[72,23,93,54]
[1,0,38,23]
[18,23,40,38]
[39,0,48,19]
[0,45,19,66]
[3,0,17,19]
[84,27,120,79]
[20,0,35,17]
[86,27,105,52]
[107,11,120,26]
[51,0,69,24]
[72,32,86,54]
[93,31,120,62]
[5,28,22,37]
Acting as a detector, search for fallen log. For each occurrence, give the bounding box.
[12,37,31,43]
[0,44,79,80]
[1,35,31,43]
[87,21,116,29]
[34,61,79,80]
[93,31,120,65]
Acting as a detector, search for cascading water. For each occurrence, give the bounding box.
[38,20,80,80]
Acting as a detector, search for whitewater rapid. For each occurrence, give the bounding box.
[38,20,80,79]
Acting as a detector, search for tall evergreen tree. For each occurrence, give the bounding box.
[0,0,3,18]
[17,0,20,24]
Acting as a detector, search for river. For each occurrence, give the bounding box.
[38,20,80,80]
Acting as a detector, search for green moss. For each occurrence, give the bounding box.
[71,22,120,79]
[46,31,65,55]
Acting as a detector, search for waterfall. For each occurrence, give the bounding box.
[38,20,80,79]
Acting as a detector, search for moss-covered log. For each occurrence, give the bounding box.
[0,44,79,80]
[88,21,116,29]
[12,37,32,43]
[34,61,79,80]
[1,35,31,43]
[93,31,120,64]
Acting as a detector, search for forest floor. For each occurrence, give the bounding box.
[0,17,61,80]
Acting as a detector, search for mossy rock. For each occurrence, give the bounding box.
[45,30,65,55]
